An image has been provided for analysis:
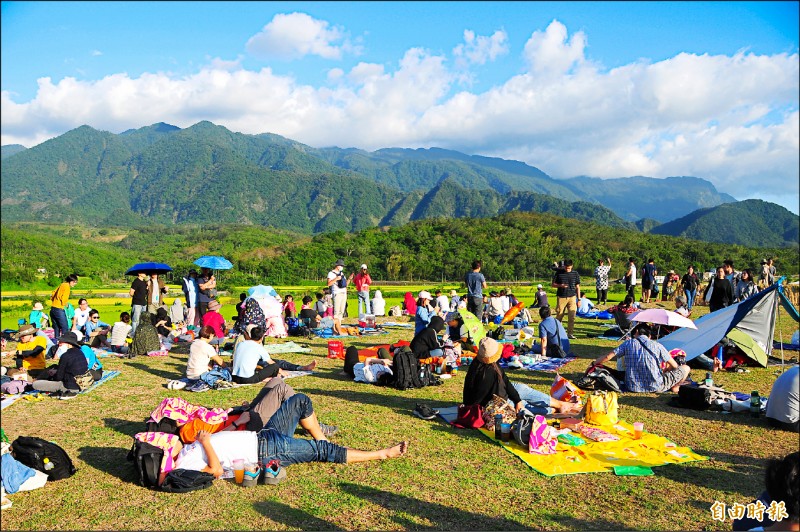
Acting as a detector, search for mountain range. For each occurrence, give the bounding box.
[1,121,796,247]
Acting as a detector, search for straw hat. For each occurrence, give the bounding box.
[32,302,44,311]
[477,337,503,364]
[449,289,458,297]
[15,324,37,339]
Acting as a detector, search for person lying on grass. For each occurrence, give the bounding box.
[464,337,582,416]
[589,323,691,393]
[231,325,316,385]
[157,393,408,486]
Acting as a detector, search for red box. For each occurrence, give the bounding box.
[327,340,344,359]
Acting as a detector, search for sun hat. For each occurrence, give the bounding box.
[449,289,458,297]
[445,311,462,322]
[15,324,37,339]
[32,302,44,311]
[334,259,345,267]
[477,337,503,365]
[360,264,368,270]
[418,290,431,300]
[56,331,82,348]
[207,300,222,311]
[537,284,543,289]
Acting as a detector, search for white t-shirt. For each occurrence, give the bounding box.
[327,268,346,295]
[628,263,637,286]
[435,295,450,313]
[186,340,216,379]
[175,431,258,479]
[110,321,132,346]
[73,306,92,329]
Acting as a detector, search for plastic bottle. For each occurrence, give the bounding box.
[705,372,713,387]
[750,391,760,418]
[43,457,54,471]
[494,414,503,440]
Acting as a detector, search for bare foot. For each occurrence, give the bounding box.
[301,360,317,371]
[712,357,723,373]
[382,441,408,459]
[557,402,582,415]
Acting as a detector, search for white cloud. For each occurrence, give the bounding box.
[91,50,102,57]
[453,29,509,69]
[2,19,798,212]
[205,55,244,71]
[245,12,357,61]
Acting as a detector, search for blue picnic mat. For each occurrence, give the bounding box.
[80,370,121,394]
[499,357,577,373]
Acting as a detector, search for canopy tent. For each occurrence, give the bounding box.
[660,279,798,368]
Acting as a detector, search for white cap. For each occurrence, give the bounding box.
[537,284,543,289]
[360,264,368,269]
[418,290,431,300]
[74,330,84,341]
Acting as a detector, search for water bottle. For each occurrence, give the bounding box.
[494,414,503,440]
[750,391,760,418]
[704,372,713,387]
[43,457,54,471]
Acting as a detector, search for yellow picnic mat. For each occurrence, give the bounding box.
[478,420,708,476]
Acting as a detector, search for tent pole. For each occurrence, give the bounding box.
[777,291,784,373]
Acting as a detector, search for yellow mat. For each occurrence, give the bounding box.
[480,420,708,476]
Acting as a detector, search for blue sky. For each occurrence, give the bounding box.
[2,1,799,212]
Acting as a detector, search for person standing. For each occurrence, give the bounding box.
[465,260,487,322]
[551,259,580,339]
[49,274,78,339]
[681,265,699,311]
[594,257,611,306]
[327,259,348,321]
[197,268,217,322]
[767,258,777,285]
[706,266,734,313]
[641,258,657,304]
[351,264,373,317]
[182,269,200,327]
[129,272,149,336]
[146,273,168,315]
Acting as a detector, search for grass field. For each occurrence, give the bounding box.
[1,285,798,530]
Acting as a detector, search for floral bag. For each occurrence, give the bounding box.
[482,394,516,430]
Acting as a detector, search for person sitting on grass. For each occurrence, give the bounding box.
[445,311,472,351]
[201,300,227,345]
[733,451,799,531]
[186,326,227,381]
[765,364,799,433]
[415,291,436,334]
[109,312,132,355]
[298,295,321,328]
[11,324,48,378]
[76,331,104,381]
[531,306,571,357]
[410,315,445,360]
[84,309,111,348]
[129,311,161,357]
[28,301,48,329]
[673,295,690,317]
[231,325,316,385]
[31,332,88,399]
[157,394,408,486]
[589,323,691,393]
[463,337,581,415]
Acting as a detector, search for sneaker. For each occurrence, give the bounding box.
[58,390,79,400]
[213,380,235,389]
[568,334,577,340]
[319,423,338,437]
[187,381,211,393]
[413,404,439,420]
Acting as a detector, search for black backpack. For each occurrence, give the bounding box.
[144,417,180,435]
[393,349,425,390]
[160,469,215,493]
[127,439,163,489]
[11,436,77,481]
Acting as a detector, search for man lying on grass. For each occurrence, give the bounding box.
[158,393,408,486]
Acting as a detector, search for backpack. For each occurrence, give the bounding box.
[11,436,77,481]
[393,349,425,390]
[145,417,180,436]
[160,469,215,493]
[331,270,347,290]
[674,384,735,411]
[286,317,301,335]
[127,439,164,489]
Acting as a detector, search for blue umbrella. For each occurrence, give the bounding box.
[248,285,279,298]
[125,262,173,275]
[194,256,234,270]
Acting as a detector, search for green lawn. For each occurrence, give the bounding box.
[1,287,798,530]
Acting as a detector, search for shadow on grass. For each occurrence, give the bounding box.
[300,387,424,413]
[654,450,767,499]
[125,361,183,380]
[103,417,144,437]
[619,393,779,428]
[253,499,335,530]
[78,445,139,484]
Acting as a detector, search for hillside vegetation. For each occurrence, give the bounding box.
[2,212,796,289]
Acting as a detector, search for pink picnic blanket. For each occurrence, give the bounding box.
[148,397,230,426]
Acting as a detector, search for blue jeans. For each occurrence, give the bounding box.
[131,304,146,335]
[511,382,552,415]
[257,394,347,467]
[429,348,443,358]
[357,291,371,316]
[50,307,68,339]
[685,289,696,310]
